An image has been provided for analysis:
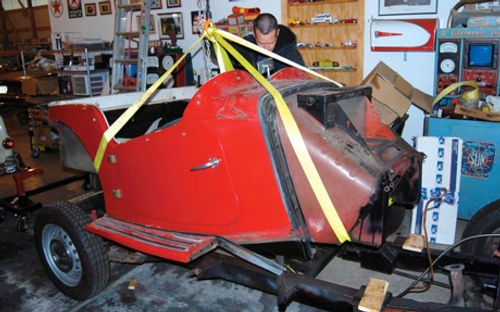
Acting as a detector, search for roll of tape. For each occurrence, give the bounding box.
[432,81,479,109]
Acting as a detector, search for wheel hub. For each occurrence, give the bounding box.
[50,240,72,272]
[41,224,82,287]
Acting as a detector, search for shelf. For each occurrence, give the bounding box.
[298,47,356,50]
[290,23,358,29]
[311,68,357,72]
[282,0,364,85]
[289,0,357,7]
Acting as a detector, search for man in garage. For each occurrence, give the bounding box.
[209,13,304,74]
[236,13,305,74]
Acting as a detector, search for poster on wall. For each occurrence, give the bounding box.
[99,1,112,15]
[158,12,184,39]
[378,0,437,16]
[166,0,181,8]
[50,0,63,17]
[151,0,162,10]
[67,0,83,18]
[84,3,97,16]
[191,11,207,34]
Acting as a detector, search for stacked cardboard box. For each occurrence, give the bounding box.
[362,62,433,125]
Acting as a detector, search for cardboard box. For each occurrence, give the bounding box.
[22,76,59,96]
[362,62,433,125]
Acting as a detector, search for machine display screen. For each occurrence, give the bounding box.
[467,43,494,67]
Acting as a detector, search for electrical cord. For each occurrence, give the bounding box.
[422,188,448,283]
[396,233,500,298]
[393,269,450,289]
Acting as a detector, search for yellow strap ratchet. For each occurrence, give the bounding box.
[93,34,208,172]
[210,27,350,243]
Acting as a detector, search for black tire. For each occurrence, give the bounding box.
[34,201,109,300]
[461,199,500,255]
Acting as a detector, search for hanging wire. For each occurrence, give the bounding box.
[396,233,500,298]
[198,0,216,82]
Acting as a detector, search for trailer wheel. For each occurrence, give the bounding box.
[461,199,500,256]
[34,201,109,300]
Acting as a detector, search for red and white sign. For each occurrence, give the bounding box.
[50,0,63,18]
[371,18,439,52]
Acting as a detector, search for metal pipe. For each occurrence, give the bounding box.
[1,173,87,202]
[84,48,93,97]
[20,51,26,78]
[445,263,465,306]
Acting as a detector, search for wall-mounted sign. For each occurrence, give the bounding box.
[370,18,438,51]
[99,1,112,15]
[84,3,97,16]
[49,0,63,18]
[462,141,496,179]
[67,0,83,18]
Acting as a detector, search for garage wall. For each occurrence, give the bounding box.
[48,1,115,42]
[47,0,279,68]
[0,5,51,48]
[363,0,457,143]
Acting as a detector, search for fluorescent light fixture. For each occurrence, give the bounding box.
[0,86,7,94]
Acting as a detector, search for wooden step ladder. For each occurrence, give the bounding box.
[111,0,151,93]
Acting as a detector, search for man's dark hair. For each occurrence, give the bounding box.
[253,13,279,35]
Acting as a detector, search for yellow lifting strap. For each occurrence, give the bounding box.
[207,26,350,243]
[93,34,208,172]
[432,81,479,107]
[209,38,234,73]
[93,21,350,243]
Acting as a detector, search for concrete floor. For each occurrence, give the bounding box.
[0,108,487,311]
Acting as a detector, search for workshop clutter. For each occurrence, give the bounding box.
[231,6,260,21]
[215,16,254,38]
[21,76,59,96]
[301,40,358,71]
[362,62,433,125]
[433,23,500,121]
[287,13,357,26]
[308,59,353,71]
[214,7,261,38]
[297,40,357,48]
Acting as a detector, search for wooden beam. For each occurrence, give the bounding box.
[6,26,50,32]
[27,0,38,39]
[0,0,9,49]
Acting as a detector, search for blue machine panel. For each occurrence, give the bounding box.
[427,117,500,219]
[434,26,500,107]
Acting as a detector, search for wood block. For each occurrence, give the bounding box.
[402,233,424,253]
[358,278,389,312]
